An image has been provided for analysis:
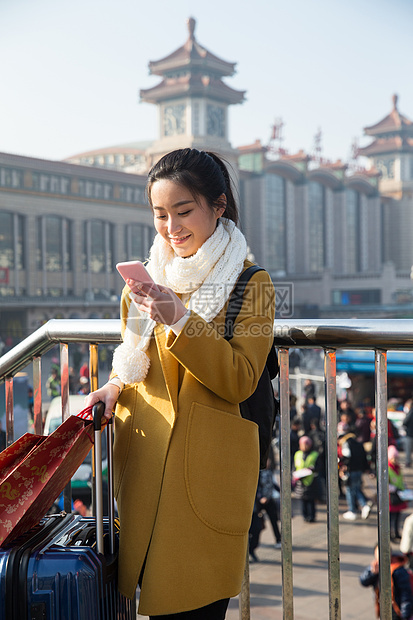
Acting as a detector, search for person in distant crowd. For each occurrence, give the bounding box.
[249,457,281,561]
[46,368,60,398]
[389,445,408,541]
[370,410,399,473]
[0,420,6,452]
[354,407,372,444]
[360,545,413,619]
[290,417,302,468]
[400,513,413,568]
[257,457,282,547]
[0,336,5,357]
[309,417,326,502]
[79,361,89,379]
[27,386,34,418]
[303,379,316,404]
[68,366,77,395]
[77,376,90,395]
[337,410,356,437]
[302,395,321,435]
[403,399,413,468]
[289,393,297,420]
[338,399,357,427]
[293,436,319,523]
[50,356,60,375]
[338,428,372,521]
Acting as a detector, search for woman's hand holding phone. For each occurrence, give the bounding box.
[129,282,187,326]
[116,261,186,325]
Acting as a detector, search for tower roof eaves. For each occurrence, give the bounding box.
[363,94,413,137]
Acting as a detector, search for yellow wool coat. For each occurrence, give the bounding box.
[113,261,275,615]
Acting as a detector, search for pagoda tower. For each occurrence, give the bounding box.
[140,18,245,168]
[359,94,413,199]
[359,95,413,271]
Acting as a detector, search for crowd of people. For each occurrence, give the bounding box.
[45,358,93,399]
[287,383,413,531]
[289,382,413,618]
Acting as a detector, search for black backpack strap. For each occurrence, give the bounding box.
[224,265,264,341]
[224,264,279,380]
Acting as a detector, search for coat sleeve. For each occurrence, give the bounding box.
[359,567,378,588]
[164,269,275,404]
[393,567,412,619]
[400,515,413,554]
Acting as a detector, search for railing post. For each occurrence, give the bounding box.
[60,343,69,421]
[375,349,391,620]
[90,343,99,516]
[279,348,294,620]
[5,377,13,446]
[33,356,43,435]
[239,547,250,620]
[324,349,341,620]
[60,343,72,513]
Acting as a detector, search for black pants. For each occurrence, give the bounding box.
[249,510,264,553]
[261,498,281,543]
[390,511,401,538]
[149,598,230,619]
[301,498,316,522]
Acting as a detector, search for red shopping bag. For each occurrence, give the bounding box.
[0,405,102,547]
[0,433,46,481]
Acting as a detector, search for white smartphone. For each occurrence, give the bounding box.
[116,261,159,293]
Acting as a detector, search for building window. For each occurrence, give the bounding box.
[206,105,225,138]
[46,216,61,271]
[103,183,113,200]
[193,102,200,136]
[63,219,73,270]
[264,174,286,273]
[345,189,361,273]
[126,224,144,260]
[0,212,25,270]
[0,167,23,189]
[89,221,105,273]
[31,173,70,195]
[37,215,72,272]
[118,185,146,204]
[308,182,326,273]
[0,212,14,268]
[125,224,154,261]
[85,220,115,273]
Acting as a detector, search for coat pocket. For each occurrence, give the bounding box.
[184,402,259,535]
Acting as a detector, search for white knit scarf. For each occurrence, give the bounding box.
[112,218,248,384]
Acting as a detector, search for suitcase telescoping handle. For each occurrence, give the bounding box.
[93,402,115,556]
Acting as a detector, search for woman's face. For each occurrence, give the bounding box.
[150,180,225,258]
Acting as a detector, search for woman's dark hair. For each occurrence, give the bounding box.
[146,148,239,224]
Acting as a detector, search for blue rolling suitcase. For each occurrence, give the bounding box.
[0,404,136,620]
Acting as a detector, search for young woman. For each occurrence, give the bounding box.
[389,445,408,541]
[85,148,275,619]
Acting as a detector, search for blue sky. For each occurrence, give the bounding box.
[1,0,412,164]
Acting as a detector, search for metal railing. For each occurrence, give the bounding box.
[1,317,412,620]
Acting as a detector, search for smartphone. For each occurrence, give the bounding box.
[116,261,159,293]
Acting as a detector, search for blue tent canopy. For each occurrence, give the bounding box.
[336,350,413,375]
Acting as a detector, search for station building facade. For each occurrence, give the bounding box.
[0,152,152,342]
